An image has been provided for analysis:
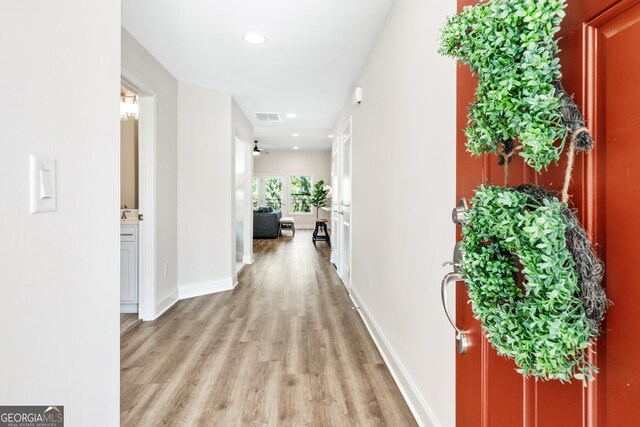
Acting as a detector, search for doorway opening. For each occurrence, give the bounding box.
[120,72,157,322]
[251,148,333,251]
[120,84,139,316]
[235,136,247,274]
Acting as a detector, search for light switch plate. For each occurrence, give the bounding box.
[30,154,57,213]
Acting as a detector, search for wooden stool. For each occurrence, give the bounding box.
[279,217,295,236]
[312,219,330,246]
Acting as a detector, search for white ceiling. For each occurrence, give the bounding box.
[122,0,395,151]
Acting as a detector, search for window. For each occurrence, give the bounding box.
[252,178,259,210]
[253,176,284,211]
[264,177,283,210]
[289,175,312,213]
[253,175,313,214]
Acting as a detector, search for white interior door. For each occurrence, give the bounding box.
[339,119,352,289]
[330,140,340,265]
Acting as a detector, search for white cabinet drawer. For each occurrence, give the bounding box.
[120,224,138,242]
[120,242,137,304]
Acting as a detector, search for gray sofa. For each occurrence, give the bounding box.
[253,207,282,239]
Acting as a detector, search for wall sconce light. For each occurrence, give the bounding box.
[120,94,139,121]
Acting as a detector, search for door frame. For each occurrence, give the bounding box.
[121,68,157,321]
[236,132,254,265]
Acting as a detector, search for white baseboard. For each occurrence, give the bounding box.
[155,290,179,319]
[178,277,234,300]
[294,225,331,231]
[294,225,315,230]
[349,287,442,427]
[120,303,138,314]
[243,255,254,264]
[295,225,332,232]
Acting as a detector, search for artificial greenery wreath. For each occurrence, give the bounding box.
[439,0,568,172]
[462,185,597,381]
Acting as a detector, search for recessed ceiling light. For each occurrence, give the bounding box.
[293,146,299,150]
[292,133,299,137]
[286,113,297,118]
[243,33,266,44]
[328,134,334,138]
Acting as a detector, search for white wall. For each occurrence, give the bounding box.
[0,1,120,425]
[254,150,332,229]
[177,81,235,297]
[122,28,179,313]
[333,0,456,425]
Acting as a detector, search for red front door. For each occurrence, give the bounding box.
[455,0,640,425]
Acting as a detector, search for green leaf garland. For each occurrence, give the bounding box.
[439,0,568,172]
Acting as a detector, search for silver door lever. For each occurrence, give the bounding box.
[441,270,468,354]
[441,241,468,354]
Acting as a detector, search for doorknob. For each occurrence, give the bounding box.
[441,241,468,354]
[441,271,468,354]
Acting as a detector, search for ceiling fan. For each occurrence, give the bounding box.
[253,140,269,156]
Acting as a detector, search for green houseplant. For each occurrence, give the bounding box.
[309,180,331,219]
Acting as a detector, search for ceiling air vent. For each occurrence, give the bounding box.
[254,112,281,122]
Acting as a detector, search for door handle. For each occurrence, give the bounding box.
[441,270,468,354]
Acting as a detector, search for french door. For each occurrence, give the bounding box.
[455,0,640,425]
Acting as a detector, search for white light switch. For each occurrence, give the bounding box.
[30,154,57,213]
[40,169,53,198]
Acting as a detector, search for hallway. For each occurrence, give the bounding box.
[121,231,417,426]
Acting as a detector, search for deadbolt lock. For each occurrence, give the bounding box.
[452,198,469,225]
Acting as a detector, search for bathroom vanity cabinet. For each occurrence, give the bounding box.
[120,224,138,313]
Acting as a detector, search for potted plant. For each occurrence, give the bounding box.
[309,180,331,219]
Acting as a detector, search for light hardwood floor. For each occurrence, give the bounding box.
[121,231,417,426]
[120,314,142,339]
